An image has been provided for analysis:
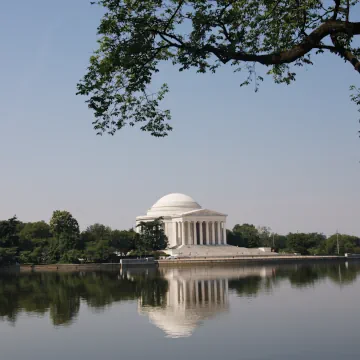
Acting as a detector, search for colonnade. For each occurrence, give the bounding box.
[174,220,227,246]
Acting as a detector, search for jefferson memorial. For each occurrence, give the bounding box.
[136,193,272,256]
[136,193,272,257]
[136,193,227,248]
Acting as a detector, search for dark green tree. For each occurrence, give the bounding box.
[81,223,114,262]
[257,226,272,247]
[273,234,288,250]
[136,218,168,253]
[0,216,20,265]
[78,0,360,137]
[49,211,80,262]
[226,229,240,247]
[84,240,114,263]
[19,221,51,244]
[325,234,360,255]
[18,221,52,264]
[82,223,112,243]
[110,229,136,255]
[232,223,260,248]
[287,232,326,255]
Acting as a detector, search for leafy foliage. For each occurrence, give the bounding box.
[227,224,360,255]
[232,223,260,248]
[110,229,137,254]
[1,212,360,265]
[49,211,81,262]
[0,216,20,265]
[136,217,169,252]
[323,233,360,255]
[287,232,326,255]
[78,0,360,136]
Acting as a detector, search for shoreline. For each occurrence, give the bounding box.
[3,255,354,272]
[157,255,347,266]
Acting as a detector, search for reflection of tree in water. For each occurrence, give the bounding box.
[0,262,360,326]
[275,263,360,288]
[324,263,358,286]
[228,276,263,297]
[287,266,321,288]
[0,270,167,326]
[223,262,360,298]
[137,277,168,308]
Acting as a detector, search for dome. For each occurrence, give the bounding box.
[147,193,201,217]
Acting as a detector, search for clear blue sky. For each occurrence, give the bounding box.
[1,0,359,235]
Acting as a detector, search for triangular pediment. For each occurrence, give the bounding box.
[181,209,227,217]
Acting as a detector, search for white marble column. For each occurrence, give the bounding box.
[186,222,190,245]
[181,221,185,245]
[217,222,221,246]
[175,222,178,245]
[178,222,181,246]
[211,222,215,245]
[200,222,203,245]
[206,222,210,245]
[223,222,227,245]
[194,221,197,245]
[178,222,181,245]
[189,222,193,245]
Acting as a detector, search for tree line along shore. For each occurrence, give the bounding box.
[0,211,359,266]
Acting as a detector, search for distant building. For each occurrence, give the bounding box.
[136,193,273,257]
[136,193,227,248]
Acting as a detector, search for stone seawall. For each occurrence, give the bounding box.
[0,265,20,273]
[157,255,346,267]
[16,255,354,272]
[20,263,122,272]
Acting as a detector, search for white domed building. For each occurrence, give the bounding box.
[136,193,227,251]
[136,193,273,256]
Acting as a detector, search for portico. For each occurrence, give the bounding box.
[172,211,227,246]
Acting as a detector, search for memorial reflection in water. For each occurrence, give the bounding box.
[1,262,359,334]
[134,266,274,338]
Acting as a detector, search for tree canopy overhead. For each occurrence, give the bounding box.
[78,0,360,136]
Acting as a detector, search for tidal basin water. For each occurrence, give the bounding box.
[1,262,359,360]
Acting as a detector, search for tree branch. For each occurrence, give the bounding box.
[204,20,360,66]
[331,34,360,73]
[332,0,341,20]
[155,20,360,70]
[163,0,185,33]
[155,19,360,68]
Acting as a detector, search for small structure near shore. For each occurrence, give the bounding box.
[120,257,156,267]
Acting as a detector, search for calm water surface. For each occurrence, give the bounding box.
[0,262,359,360]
